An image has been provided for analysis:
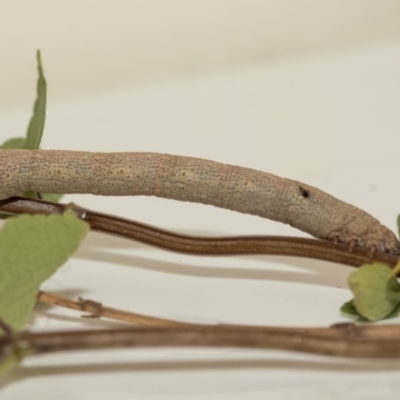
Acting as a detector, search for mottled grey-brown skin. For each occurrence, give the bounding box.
[0,150,398,254]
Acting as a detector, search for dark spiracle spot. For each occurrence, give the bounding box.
[298,185,310,199]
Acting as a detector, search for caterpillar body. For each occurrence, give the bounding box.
[0,150,398,254]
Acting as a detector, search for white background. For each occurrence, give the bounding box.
[1,2,400,399]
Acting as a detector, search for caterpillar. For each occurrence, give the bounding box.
[0,150,398,254]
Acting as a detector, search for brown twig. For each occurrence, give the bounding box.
[37,291,196,328]
[10,289,400,361]
[0,196,397,268]
[3,323,400,360]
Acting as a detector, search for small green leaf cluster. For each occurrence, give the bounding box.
[341,218,400,322]
[0,52,89,376]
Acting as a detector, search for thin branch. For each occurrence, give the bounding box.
[0,196,397,268]
[5,323,400,360]
[37,291,196,328]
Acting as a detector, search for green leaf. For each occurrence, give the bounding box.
[0,346,34,378]
[340,299,369,322]
[341,298,400,322]
[0,137,26,149]
[41,193,63,203]
[0,51,47,151]
[18,191,63,203]
[0,352,21,378]
[385,301,400,319]
[348,263,400,321]
[0,210,89,330]
[18,191,40,200]
[24,50,46,150]
[1,52,62,203]
[340,299,360,317]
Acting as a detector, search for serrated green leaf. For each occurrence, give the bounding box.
[0,137,26,149]
[348,263,400,321]
[0,211,89,330]
[24,50,46,150]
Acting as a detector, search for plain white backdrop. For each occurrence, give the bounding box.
[1,0,400,109]
[1,3,400,399]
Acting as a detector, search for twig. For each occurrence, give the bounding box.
[37,291,196,328]
[33,293,400,359]
[0,196,397,268]
[4,323,400,360]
